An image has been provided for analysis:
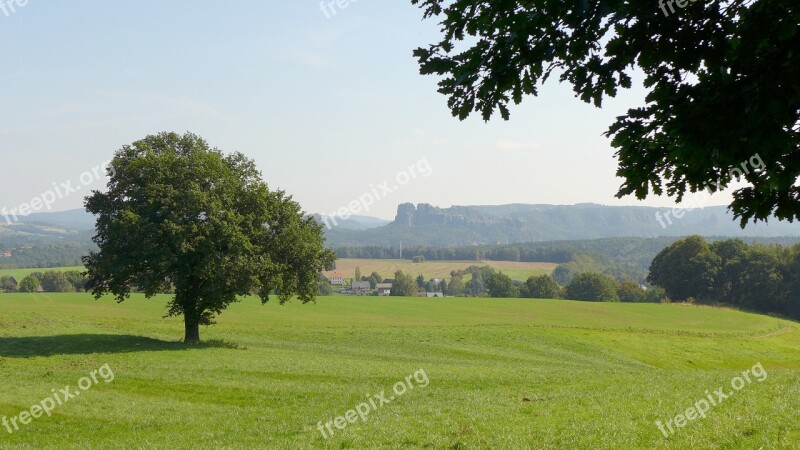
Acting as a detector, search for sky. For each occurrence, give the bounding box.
[0,1,742,220]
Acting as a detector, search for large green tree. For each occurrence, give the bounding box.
[523,274,562,299]
[84,132,335,343]
[486,272,518,298]
[564,273,619,302]
[40,271,74,293]
[447,273,465,296]
[648,236,720,301]
[18,274,40,293]
[412,0,800,224]
[390,270,418,296]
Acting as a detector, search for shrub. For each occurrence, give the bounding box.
[616,280,646,303]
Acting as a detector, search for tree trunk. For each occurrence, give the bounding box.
[184,317,200,344]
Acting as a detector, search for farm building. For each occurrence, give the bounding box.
[376,283,392,296]
[350,281,372,295]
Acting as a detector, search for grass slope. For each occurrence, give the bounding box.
[327,258,557,282]
[0,266,85,280]
[0,294,798,448]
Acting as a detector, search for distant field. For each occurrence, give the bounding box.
[0,266,84,280]
[0,293,797,448]
[327,258,557,281]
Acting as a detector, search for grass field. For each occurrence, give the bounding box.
[0,293,798,448]
[326,259,557,282]
[0,266,85,280]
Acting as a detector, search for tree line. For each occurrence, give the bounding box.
[371,265,667,303]
[1,270,88,293]
[648,236,800,319]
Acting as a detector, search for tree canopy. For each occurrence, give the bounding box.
[564,272,620,302]
[648,236,800,317]
[523,274,562,299]
[412,0,800,224]
[486,272,517,298]
[83,132,335,343]
[648,235,720,300]
[391,270,419,296]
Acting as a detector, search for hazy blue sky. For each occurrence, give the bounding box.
[0,1,740,219]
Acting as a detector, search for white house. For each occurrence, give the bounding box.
[328,272,345,285]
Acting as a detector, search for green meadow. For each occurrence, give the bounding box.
[0,267,84,281]
[0,293,798,448]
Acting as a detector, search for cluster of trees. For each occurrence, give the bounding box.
[483,272,666,303]
[390,271,418,296]
[444,264,666,302]
[0,270,88,293]
[649,236,800,318]
[377,264,667,302]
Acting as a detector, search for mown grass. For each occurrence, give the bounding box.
[0,293,798,448]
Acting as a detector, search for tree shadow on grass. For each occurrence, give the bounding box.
[0,334,237,358]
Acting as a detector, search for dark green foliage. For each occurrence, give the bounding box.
[565,273,619,302]
[83,132,335,343]
[523,275,562,299]
[465,277,485,297]
[648,236,800,318]
[18,275,40,293]
[447,274,464,296]
[40,271,74,292]
[318,275,333,296]
[368,272,382,288]
[390,270,418,296]
[648,236,721,301]
[63,271,88,292]
[643,286,669,304]
[486,272,517,298]
[616,280,646,303]
[416,274,426,289]
[412,0,800,225]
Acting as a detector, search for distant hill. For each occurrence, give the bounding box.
[13,205,800,249]
[324,202,800,247]
[21,209,96,231]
